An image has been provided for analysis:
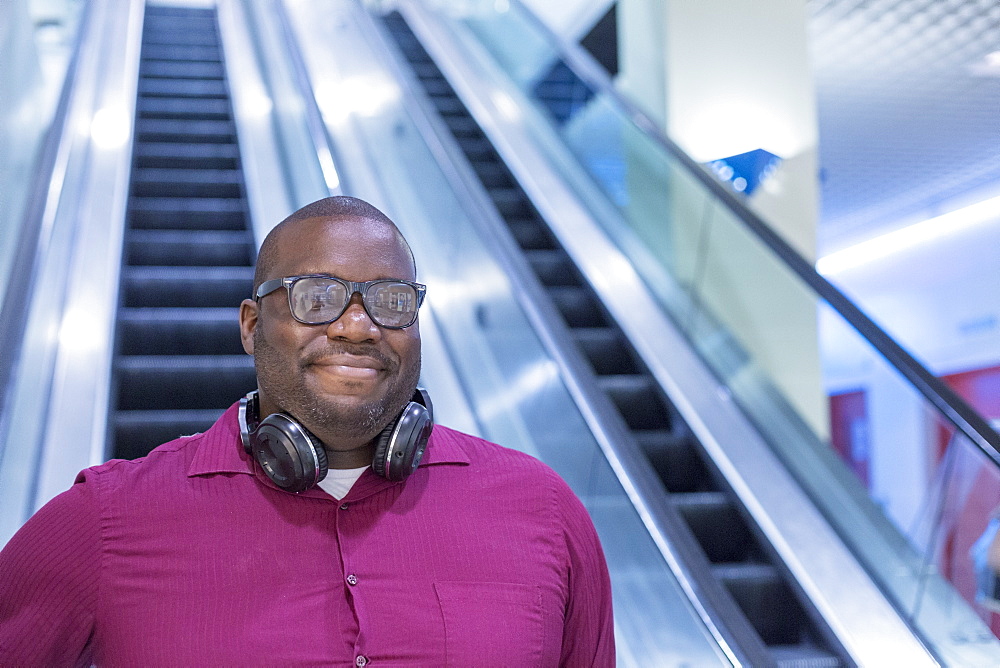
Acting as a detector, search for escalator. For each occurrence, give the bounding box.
[381,11,846,666]
[111,4,255,459]
[5,0,999,665]
[354,2,1000,664]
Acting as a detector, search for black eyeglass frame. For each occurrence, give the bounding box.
[254,274,427,329]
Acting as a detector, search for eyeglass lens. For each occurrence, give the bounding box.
[289,277,418,328]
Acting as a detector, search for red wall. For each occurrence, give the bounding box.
[937,364,1000,633]
[829,365,1000,633]
[829,389,870,488]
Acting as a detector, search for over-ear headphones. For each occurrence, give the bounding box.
[238,388,434,493]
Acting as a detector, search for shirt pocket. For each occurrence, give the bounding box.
[434,581,545,667]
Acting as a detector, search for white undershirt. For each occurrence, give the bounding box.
[316,465,369,500]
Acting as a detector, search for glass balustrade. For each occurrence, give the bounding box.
[418,1,1000,662]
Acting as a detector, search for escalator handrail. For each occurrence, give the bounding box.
[268,0,345,198]
[502,0,1000,465]
[0,1,94,437]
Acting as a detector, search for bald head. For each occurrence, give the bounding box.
[253,196,415,293]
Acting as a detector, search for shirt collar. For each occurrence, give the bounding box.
[417,424,471,467]
[187,401,254,477]
[187,402,471,481]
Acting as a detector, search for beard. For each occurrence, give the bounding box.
[253,328,421,446]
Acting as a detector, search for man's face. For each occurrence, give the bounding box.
[239,215,421,459]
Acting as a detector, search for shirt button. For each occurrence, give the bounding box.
[340,503,349,510]
[355,655,368,667]
[346,574,358,586]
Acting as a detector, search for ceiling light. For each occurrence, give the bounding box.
[969,50,1000,76]
[817,195,1000,275]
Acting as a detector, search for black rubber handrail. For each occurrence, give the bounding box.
[503,0,1000,465]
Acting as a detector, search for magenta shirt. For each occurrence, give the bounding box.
[0,402,614,666]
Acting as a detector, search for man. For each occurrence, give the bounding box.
[0,196,615,665]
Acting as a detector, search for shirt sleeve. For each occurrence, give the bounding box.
[0,473,100,666]
[556,481,616,667]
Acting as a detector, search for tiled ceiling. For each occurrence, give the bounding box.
[807,0,1000,250]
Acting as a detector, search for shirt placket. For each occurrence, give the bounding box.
[336,473,404,667]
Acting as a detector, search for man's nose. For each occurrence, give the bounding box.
[326,294,379,341]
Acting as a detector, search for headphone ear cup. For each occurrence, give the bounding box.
[314,439,329,481]
[253,413,328,493]
[371,425,395,480]
[372,401,433,482]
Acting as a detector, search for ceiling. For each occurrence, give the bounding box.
[807,0,1000,252]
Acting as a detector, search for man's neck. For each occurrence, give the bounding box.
[323,443,376,470]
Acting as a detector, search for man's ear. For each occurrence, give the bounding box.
[239,299,258,355]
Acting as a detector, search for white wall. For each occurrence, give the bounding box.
[618,0,826,436]
[823,207,1000,379]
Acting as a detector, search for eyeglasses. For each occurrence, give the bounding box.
[255,274,426,329]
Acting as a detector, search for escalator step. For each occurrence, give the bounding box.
[127,230,252,266]
[145,6,213,17]
[145,10,215,23]
[442,116,481,138]
[115,355,255,410]
[128,197,245,229]
[140,44,220,62]
[712,562,805,647]
[388,35,429,57]
[547,285,609,328]
[131,167,242,198]
[142,29,218,48]
[458,136,496,160]
[135,142,239,169]
[135,118,237,143]
[505,217,557,250]
[770,645,842,668]
[121,266,253,308]
[525,249,583,288]
[387,31,423,53]
[407,61,441,79]
[135,118,236,136]
[137,96,230,120]
[140,60,225,79]
[118,307,244,355]
[471,161,514,188]
[397,49,433,67]
[144,17,216,32]
[488,187,534,217]
[139,78,227,98]
[571,327,640,374]
[114,408,226,460]
[596,374,671,429]
[674,491,756,563]
[431,95,469,116]
[633,428,709,493]
[419,78,454,97]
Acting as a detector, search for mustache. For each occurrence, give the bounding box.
[301,343,396,370]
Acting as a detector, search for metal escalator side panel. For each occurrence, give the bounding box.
[0,0,145,541]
